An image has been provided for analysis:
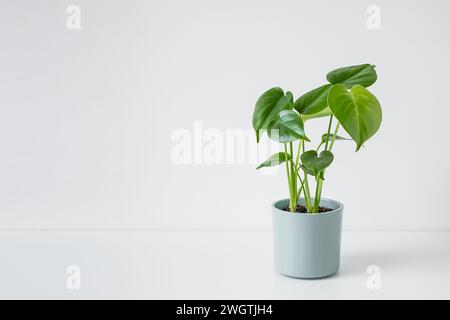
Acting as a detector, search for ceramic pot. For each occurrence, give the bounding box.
[272,198,343,279]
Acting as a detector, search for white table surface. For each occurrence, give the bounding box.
[0,230,449,299]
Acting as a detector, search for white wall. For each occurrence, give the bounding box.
[0,0,449,230]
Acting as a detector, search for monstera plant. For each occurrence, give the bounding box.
[253,64,382,213]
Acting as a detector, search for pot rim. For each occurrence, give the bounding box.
[272,197,344,216]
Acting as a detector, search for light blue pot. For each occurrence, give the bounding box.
[272,198,343,279]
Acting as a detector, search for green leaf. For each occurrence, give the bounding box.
[300,164,314,176]
[252,88,293,142]
[321,133,350,144]
[301,106,332,122]
[300,150,334,177]
[267,110,310,143]
[294,84,332,115]
[300,164,325,180]
[327,64,377,88]
[328,84,382,151]
[256,152,291,169]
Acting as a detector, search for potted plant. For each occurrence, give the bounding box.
[252,64,382,278]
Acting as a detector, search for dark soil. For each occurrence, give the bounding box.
[282,205,333,213]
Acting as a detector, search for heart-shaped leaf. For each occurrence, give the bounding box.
[321,133,350,144]
[252,88,293,142]
[300,150,334,177]
[267,110,310,143]
[256,152,291,169]
[300,164,325,180]
[328,84,382,151]
[294,84,332,115]
[327,64,377,88]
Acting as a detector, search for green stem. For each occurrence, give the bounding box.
[284,143,295,212]
[300,140,312,212]
[293,141,304,204]
[303,176,312,212]
[295,140,302,169]
[312,115,333,213]
[314,121,341,213]
[328,122,341,151]
[313,178,323,212]
[295,172,306,204]
[324,115,334,151]
[316,142,324,152]
[289,142,297,208]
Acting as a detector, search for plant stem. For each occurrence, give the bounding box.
[316,142,324,152]
[300,140,312,212]
[293,141,305,204]
[289,152,306,204]
[328,122,341,151]
[284,143,295,212]
[295,140,302,169]
[313,179,323,212]
[295,172,306,204]
[314,121,341,212]
[303,176,312,212]
[289,142,297,208]
[312,115,334,213]
[324,115,334,151]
